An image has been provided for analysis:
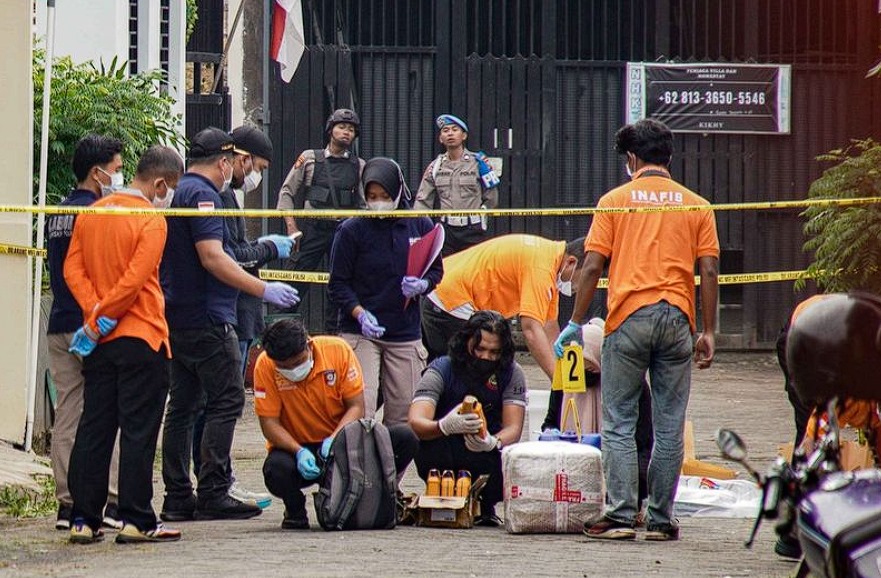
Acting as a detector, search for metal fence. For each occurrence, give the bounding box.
[265,0,880,345]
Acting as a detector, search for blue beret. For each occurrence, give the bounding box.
[436,114,468,133]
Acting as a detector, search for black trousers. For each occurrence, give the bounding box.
[420,299,467,362]
[263,424,419,515]
[414,435,504,508]
[282,218,341,333]
[69,338,169,532]
[440,223,487,257]
[776,323,814,450]
[162,324,244,503]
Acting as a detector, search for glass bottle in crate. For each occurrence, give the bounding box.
[440,470,456,497]
[426,469,441,496]
[455,470,472,497]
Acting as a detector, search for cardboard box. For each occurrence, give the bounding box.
[414,474,489,529]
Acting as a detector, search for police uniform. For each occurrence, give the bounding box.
[276,147,366,331]
[415,148,498,256]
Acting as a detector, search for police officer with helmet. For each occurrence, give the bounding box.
[276,108,367,332]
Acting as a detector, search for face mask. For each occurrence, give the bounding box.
[243,170,262,193]
[367,199,397,212]
[624,162,633,178]
[467,356,499,379]
[556,267,574,297]
[220,159,233,191]
[153,187,174,209]
[277,357,313,382]
[97,168,124,196]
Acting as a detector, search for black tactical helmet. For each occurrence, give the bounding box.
[325,108,360,137]
[787,292,881,403]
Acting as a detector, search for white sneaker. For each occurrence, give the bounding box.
[228,482,272,509]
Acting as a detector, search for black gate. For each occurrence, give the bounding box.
[265,0,881,345]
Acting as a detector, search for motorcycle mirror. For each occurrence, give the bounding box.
[715,428,748,462]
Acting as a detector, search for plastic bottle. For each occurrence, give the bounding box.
[426,469,441,496]
[455,470,472,497]
[459,395,487,437]
[441,470,456,497]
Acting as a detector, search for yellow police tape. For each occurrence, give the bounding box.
[255,268,813,287]
[0,242,46,258]
[0,241,816,288]
[1,194,880,218]
[0,240,817,288]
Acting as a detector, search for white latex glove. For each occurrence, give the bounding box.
[437,404,482,436]
[464,432,500,453]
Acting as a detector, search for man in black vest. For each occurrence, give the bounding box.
[276,109,367,333]
[408,311,527,526]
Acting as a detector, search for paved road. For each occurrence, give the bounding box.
[1,352,798,578]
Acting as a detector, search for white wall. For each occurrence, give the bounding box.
[35,0,187,138]
[228,0,245,128]
[34,0,129,67]
[0,1,35,444]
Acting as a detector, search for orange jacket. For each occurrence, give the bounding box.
[64,191,170,355]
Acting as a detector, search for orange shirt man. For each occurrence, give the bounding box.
[254,318,417,529]
[422,234,585,380]
[564,119,719,542]
[62,145,182,544]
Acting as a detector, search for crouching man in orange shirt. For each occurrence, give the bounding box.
[64,146,184,544]
[253,318,418,529]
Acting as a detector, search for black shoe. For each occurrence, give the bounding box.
[775,534,802,559]
[195,494,262,521]
[55,504,72,531]
[160,494,197,522]
[474,504,503,527]
[102,503,124,530]
[281,509,310,530]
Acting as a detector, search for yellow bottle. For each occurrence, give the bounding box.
[455,470,472,497]
[440,470,456,497]
[426,469,441,496]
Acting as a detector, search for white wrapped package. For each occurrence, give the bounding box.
[503,441,605,533]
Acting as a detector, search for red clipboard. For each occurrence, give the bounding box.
[404,224,445,308]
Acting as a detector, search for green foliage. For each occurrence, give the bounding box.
[799,139,881,292]
[33,48,185,206]
[186,0,199,42]
[0,475,57,519]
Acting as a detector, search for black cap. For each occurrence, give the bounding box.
[189,127,235,159]
[230,125,274,160]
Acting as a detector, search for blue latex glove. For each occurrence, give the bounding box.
[553,320,583,358]
[96,316,118,336]
[296,447,321,480]
[263,282,300,308]
[319,436,334,460]
[68,327,98,357]
[401,276,429,298]
[258,234,294,260]
[357,310,386,339]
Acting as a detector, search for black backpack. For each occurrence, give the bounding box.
[314,418,398,530]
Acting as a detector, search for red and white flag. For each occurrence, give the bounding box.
[271,0,305,83]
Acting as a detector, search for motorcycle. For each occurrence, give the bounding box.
[716,398,881,578]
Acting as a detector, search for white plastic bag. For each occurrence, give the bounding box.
[674,475,761,518]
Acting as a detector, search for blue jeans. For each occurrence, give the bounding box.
[601,301,693,528]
